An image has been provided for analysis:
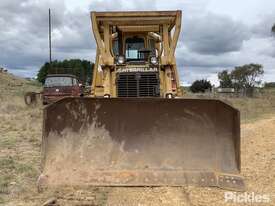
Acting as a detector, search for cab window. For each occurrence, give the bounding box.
[125,37,144,60]
[45,77,73,87]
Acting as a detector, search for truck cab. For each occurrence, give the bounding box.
[42,74,83,104]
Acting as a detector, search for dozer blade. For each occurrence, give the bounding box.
[41,97,245,191]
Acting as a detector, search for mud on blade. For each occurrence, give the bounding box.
[41,98,244,191]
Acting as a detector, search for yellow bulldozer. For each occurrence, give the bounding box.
[40,10,245,191]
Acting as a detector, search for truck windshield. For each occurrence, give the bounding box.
[44,77,76,87]
[125,37,144,60]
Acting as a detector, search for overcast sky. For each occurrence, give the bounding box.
[1,0,275,85]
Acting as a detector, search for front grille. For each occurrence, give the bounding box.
[117,73,160,97]
[117,74,138,97]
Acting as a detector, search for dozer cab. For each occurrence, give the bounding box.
[41,11,245,191]
[90,11,181,98]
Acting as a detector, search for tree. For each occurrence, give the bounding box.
[37,59,94,85]
[190,79,212,93]
[264,82,275,88]
[37,62,51,84]
[231,64,264,89]
[218,70,233,88]
[217,64,264,90]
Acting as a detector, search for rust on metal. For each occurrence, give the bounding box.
[41,97,244,191]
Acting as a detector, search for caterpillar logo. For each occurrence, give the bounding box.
[117,67,158,73]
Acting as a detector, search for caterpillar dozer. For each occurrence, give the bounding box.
[40,11,245,191]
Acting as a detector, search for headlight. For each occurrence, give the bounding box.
[150,56,158,65]
[117,56,125,64]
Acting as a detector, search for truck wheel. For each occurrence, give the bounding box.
[24,92,37,106]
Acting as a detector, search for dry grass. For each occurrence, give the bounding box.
[184,88,275,123]
[0,73,42,205]
[230,96,275,122]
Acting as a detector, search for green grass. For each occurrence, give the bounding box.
[0,174,13,194]
[0,196,5,204]
[0,157,37,195]
[16,163,37,178]
[0,157,16,170]
[0,137,17,149]
[0,156,38,182]
[0,158,14,195]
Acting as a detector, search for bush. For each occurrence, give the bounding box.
[264,82,275,88]
[190,79,212,93]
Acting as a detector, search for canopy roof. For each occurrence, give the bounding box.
[91,11,181,33]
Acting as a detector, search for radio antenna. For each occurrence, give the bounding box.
[48,8,53,72]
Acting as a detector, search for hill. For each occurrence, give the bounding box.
[0,72,41,98]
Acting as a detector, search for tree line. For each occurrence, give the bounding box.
[190,63,265,93]
[218,64,264,89]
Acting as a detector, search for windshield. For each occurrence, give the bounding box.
[44,77,76,87]
[125,37,144,60]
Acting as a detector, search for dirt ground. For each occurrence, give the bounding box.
[0,72,274,206]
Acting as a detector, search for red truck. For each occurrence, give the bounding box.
[42,74,83,105]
